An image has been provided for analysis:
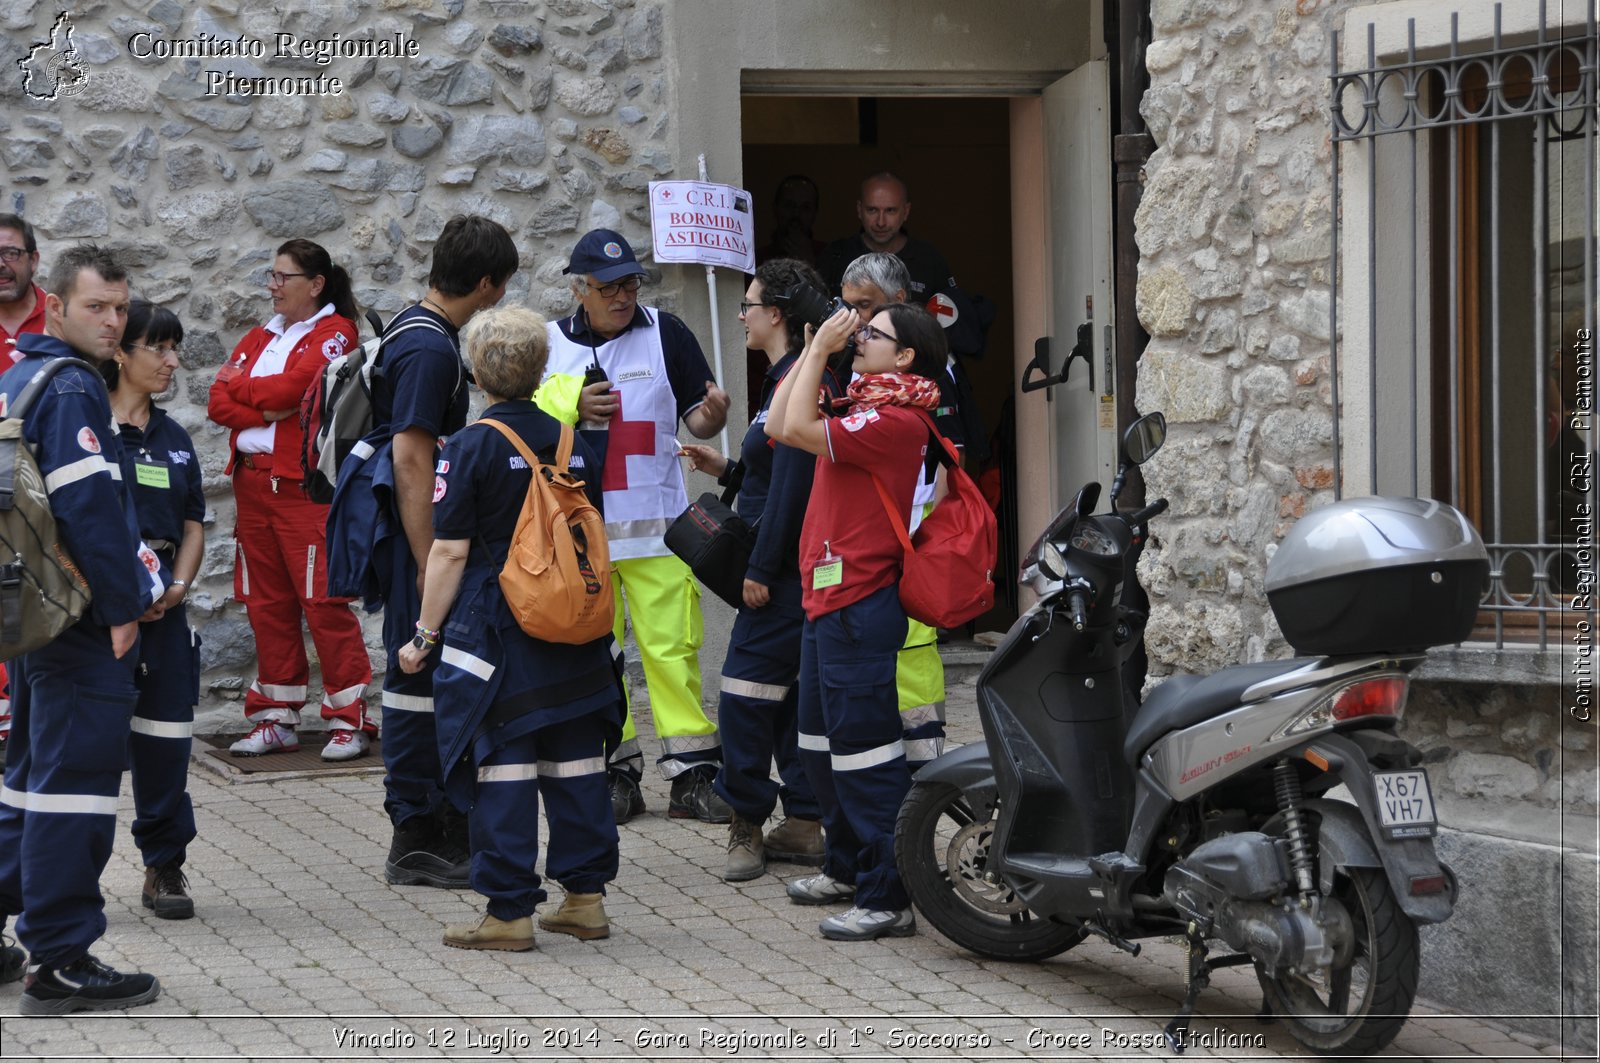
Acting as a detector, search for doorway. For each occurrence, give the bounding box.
[741,94,1019,625]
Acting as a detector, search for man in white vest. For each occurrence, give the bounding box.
[535,230,732,824]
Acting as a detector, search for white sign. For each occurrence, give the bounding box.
[649,180,756,273]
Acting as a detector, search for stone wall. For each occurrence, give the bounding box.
[1133,0,1344,676]
[3,0,679,727]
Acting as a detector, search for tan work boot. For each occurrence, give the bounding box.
[537,892,609,940]
[724,815,766,882]
[764,816,824,866]
[442,913,534,952]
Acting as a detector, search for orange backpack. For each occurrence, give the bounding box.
[478,418,613,645]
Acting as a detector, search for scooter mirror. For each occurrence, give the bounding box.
[1074,481,1101,520]
[1124,412,1167,465]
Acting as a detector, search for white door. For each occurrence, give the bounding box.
[1042,62,1117,511]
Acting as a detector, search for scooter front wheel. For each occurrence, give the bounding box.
[895,780,1086,962]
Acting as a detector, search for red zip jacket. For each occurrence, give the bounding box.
[207,310,357,478]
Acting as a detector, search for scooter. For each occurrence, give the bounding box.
[895,412,1488,1056]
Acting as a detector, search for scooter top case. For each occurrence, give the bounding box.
[1265,497,1489,657]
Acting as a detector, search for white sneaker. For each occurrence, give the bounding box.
[229,721,298,757]
[320,730,371,762]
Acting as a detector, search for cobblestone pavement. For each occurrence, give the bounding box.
[0,697,1577,1062]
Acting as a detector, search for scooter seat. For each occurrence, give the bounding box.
[1123,658,1311,764]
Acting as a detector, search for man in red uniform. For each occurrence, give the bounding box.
[0,215,46,358]
[0,214,48,762]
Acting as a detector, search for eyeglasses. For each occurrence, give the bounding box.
[738,301,769,314]
[856,324,901,347]
[128,342,181,359]
[0,247,33,263]
[267,270,307,286]
[583,276,643,298]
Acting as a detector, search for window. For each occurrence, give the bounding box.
[1332,2,1596,648]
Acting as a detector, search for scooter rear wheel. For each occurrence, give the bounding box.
[1256,866,1419,1055]
[896,781,1086,962]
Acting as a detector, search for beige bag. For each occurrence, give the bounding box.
[478,418,613,645]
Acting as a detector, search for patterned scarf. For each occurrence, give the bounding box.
[845,372,941,414]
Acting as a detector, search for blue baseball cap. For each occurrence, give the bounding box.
[563,229,647,282]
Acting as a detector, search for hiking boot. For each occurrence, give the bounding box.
[19,955,160,1016]
[537,892,609,940]
[764,816,824,866]
[320,730,370,762]
[819,906,916,942]
[668,766,732,823]
[609,770,645,824]
[1,936,24,985]
[141,864,194,920]
[785,872,855,906]
[442,913,533,952]
[228,721,298,757]
[384,816,470,889]
[723,815,765,882]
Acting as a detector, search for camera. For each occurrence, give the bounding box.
[778,281,851,331]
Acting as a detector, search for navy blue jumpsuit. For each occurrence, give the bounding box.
[116,404,205,870]
[0,337,160,968]
[711,352,820,825]
[429,401,623,920]
[367,307,467,828]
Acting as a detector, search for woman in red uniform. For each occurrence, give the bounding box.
[767,301,948,941]
[207,239,374,761]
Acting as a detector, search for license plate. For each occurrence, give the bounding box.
[1374,769,1437,838]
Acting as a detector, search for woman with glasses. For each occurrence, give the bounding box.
[679,259,831,883]
[206,239,374,761]
[105,301,205,920]
[766,300,949,942]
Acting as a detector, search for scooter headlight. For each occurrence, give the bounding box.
[1038,540,1067,581]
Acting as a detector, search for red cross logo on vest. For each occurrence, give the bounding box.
[602,393,656,492]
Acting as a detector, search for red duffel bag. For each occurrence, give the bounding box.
[871,409,996,628]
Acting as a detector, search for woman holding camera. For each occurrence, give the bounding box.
[766,300,949,942]
[399,305,622,950]
[680,259,830,883]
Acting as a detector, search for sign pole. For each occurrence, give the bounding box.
[697,153,731,454]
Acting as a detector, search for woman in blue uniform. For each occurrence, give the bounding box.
[679,258,830,882]
[398,305,622,951]
[105,301,205,920]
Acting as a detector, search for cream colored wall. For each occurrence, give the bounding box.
[1010,96,1053,602]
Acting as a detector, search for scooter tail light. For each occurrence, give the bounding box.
[1409,874,1448,896]
[1331,676,1408,722]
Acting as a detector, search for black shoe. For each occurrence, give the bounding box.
[20,955,160,1016]
[1,936,24,984]
[609,770,645,824]
[668,766,732,824]
[384,816,470,889]
[141,863,194,920]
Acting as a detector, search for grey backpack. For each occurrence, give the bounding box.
[0,357,100,661]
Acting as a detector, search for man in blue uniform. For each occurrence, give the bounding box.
[0,245,164,1014]
[369,215,518,888]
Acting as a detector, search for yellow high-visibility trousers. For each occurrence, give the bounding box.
[610,553,718,778]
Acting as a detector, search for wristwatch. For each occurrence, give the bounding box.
[410,632,433,652]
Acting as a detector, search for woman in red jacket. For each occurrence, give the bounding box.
[207,239,374,761]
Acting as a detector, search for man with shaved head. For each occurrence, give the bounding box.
[819,172,983,360]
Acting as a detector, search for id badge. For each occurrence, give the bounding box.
[135,462,171,489]
[812,540,843,590]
